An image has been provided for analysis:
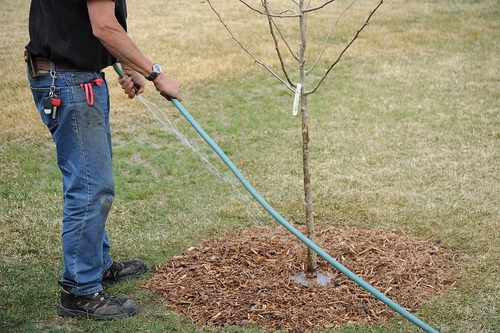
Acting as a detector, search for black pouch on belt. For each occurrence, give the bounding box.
[24,49,39,78]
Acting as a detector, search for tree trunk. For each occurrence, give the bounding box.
[300,93,317,273]
[298,0,317,273]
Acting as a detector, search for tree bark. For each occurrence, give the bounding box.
[301,93,317,272]
[298,0,317,272]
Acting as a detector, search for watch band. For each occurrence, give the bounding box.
[146,72,159,81]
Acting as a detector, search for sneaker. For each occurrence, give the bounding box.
[58,286,138,320]
[102,259,147,284]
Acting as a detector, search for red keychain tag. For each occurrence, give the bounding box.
[51,97,62,119]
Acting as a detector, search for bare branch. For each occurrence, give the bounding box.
[206,0,294,91]
[307,0,384,95]
[269,18,299,62]
[307,0,358,74]
[261,0,300,61]
[303,0,336,13]
[264,1,296,87]
[239,0,300,18]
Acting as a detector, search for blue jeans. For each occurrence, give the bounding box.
[28,69,114,296]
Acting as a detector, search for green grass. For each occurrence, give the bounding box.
[2,0,500,332]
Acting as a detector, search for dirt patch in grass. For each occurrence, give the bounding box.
[147,225,458,332]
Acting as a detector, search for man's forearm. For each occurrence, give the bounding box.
[87,0,154,77]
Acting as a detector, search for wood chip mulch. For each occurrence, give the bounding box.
[146,225,458,332]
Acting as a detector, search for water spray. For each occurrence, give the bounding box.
[113,63,440,333]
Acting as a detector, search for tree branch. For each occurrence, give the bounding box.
[307,0,383,95]
[263,0,296,87]
[303,0,336,13]
[239,0,300,18]
[206,0,294,91]
[270,17,300,63]
[307,0,358,75]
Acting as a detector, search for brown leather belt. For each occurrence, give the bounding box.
[24,49,86,77]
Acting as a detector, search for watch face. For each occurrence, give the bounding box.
[153,64,162,74]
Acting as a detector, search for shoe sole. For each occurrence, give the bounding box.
[58,304,138,320]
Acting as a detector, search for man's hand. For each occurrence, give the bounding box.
[154,74,182,102]
[118,65,145,99]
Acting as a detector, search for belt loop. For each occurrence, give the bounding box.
[24,49,39,78]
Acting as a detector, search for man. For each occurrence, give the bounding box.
[25,0,182,320]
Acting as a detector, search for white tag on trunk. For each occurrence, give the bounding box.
[292,83,301,116]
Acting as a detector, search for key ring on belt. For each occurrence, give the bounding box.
[49,62,56,98]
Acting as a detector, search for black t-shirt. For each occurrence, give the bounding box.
[26,0,127,71]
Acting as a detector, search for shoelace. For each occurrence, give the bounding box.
[93,291,113,302]
[93,292,106,301]
[80,78,103,106]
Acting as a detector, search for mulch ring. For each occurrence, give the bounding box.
[146,225,459,332]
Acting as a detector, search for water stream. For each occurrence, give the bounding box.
[136,95,266,225]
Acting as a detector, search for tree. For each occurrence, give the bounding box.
[207,0,383,273]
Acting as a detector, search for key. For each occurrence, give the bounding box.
[43,97,52,115]
[51,97,61,119]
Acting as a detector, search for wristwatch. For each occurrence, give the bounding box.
[146,63,162,81]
